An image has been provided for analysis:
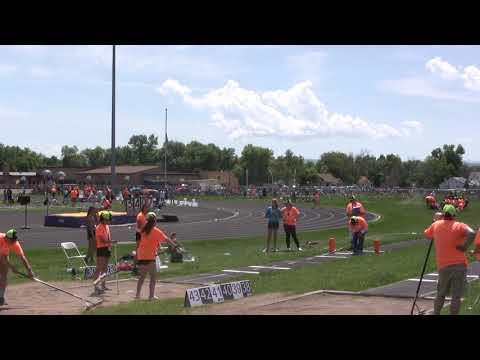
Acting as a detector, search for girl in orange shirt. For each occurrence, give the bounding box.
[135,212,176,300]
[93,211,115,295]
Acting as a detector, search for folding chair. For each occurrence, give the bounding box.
[60,242,90,279]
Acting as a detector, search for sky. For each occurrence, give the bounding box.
[1,45,480,161]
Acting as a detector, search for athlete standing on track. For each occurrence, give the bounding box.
[264,198,281,253]
[135,212,176,300]
[93,211,115,295]
[424,205,475,315]
[0,229,35,306]
[281,200,302,251]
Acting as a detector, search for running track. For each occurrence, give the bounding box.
[0,200,378,249]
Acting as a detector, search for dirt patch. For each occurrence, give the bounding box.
[0,278,190,315]
[192,292,434,315]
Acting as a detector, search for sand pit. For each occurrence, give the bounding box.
[192,292,434,315]
[0,278,190,315]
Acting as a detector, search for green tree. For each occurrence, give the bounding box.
[239,144,274,185]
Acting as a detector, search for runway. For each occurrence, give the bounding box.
[0,200,378,249]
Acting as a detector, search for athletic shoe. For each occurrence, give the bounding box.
[274,248,280,252]
[298,247,304,251]
[149,296,160,301]
[287,247,292,251]
[262,248,268,253]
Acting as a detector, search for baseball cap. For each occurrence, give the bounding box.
[6,228,17,240]
[443,204,457,216]
[99,211,112,221]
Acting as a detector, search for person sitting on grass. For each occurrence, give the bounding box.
[93,211,115,295]
[424,205,476,315]
[264,198,281,253]
[135,212,176,300]
[348,216,368,255]
[0,229,35,306]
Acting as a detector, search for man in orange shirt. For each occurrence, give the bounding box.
[345,195,366,218]
[424,205,475,315]
[348,216,368,255]
[281,200,302,251]
[0,229,35,305]
[136,212,176,300]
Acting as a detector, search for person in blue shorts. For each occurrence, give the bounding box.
[264,198,282,253]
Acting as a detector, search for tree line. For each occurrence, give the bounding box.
[0,135,471,187]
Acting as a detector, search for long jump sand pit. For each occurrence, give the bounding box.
[192,292,434,315]
[0,279,190,315]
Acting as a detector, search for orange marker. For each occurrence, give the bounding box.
[374,239,381,255]
[329,237,336,253]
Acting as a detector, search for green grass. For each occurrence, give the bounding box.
[6,195,480,314]
[89,242,439,315]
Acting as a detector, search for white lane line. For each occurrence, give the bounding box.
[315,255,349,259]
[428,273,479,279]
[222,269,260,275]
[407,278,437,283]
[249,266,291,270]
[334,252,353,255]
[363,250,385,253]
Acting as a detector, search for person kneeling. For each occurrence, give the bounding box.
[349,216,368,255]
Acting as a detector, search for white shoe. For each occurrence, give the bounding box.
[262,248,268,253]
[298,247,304,251]
[287,247,292,251]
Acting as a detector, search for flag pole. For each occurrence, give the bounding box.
[111,45,116,195]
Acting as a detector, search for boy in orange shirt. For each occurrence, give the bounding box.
[424,205,475,315]
[348,216,368,255]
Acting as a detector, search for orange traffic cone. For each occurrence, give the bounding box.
[374,239,381,255]
[329,237,336,253]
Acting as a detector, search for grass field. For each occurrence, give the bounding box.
[6,194,480,314]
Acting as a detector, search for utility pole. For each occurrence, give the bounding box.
[164,108,168,184]
[111,45,116,194]
[246,168,249,190]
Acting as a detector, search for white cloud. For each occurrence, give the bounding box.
[286,50,327,83]
[426,57,461,80]
[157,79,422,141]
[426,56,480,91]
[156,79,192,96]
[0,64,17,76]
[379,77,480,103]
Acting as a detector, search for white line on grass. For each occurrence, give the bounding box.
[315,255,349,259]
[407,278,438,283]
[222,269,260,275]
[248,266,291,270]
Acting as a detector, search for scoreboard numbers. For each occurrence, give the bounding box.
[184,280,252,307]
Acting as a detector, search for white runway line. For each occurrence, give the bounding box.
[334,252,353,255]
[249,266,291,270]
[407,278,438,283]
[222,269,260,275]
[428,273,479,280]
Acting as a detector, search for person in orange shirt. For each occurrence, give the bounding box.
[348,216,368,255]
[345,195,366,218]
[135,212,176,300]
[93,211,115,295]
[0,229,35,306]
[425,194,437,210]
[424,205,475,315]
[281,200,302,251]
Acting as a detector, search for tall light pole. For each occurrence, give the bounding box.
[246,168,249,191]
[111,45,117,195]
[164,108,168,185]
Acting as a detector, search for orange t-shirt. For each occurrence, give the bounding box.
[281,206,300,226]
[95,223,112,249]
[346,201,365,217]
[348,217,368,233]
[474,230,480,260]
[136,212,147,233]
[424,219,472,270]
[0,234,25,257]
[425,196,435,204]
[137,227,168,260]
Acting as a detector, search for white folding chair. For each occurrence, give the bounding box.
[60,242,89,278]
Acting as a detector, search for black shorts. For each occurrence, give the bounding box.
[136,232,141,243]
[137,259,155,266]
[268,222,279,230]
[96,247,111,258]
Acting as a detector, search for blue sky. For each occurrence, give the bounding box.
[1,45,480,161]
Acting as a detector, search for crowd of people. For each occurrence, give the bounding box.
[425,192,469,212]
